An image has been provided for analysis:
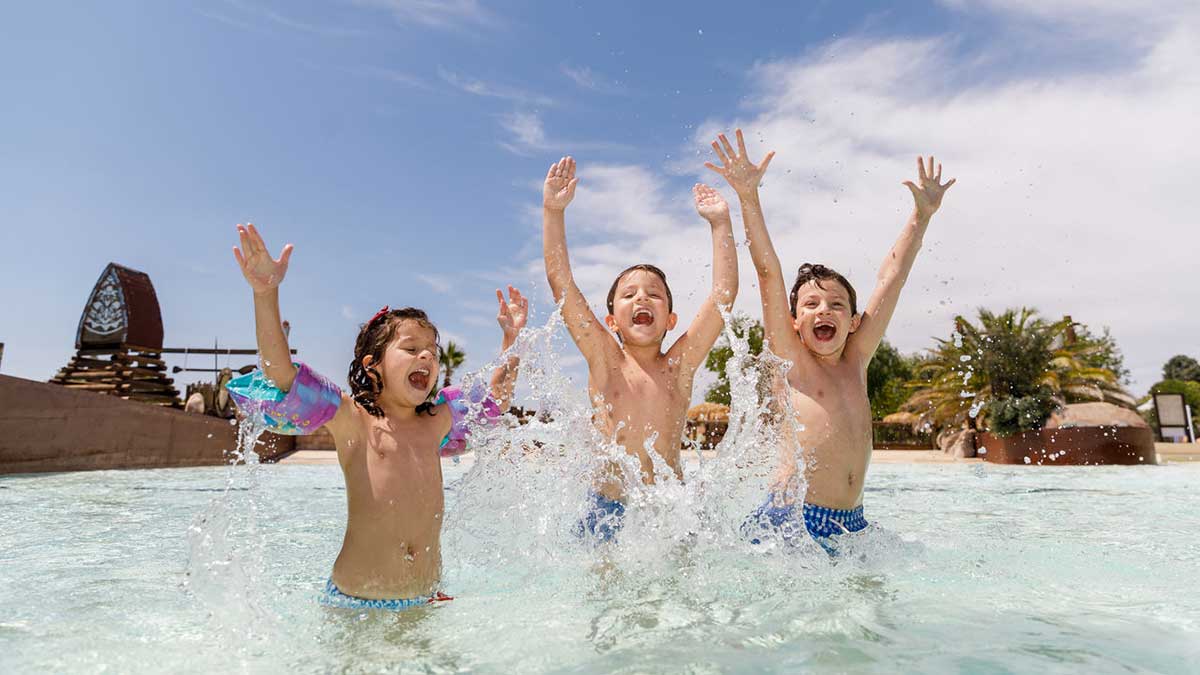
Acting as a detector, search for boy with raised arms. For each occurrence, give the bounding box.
[705,130,955,553]
[541,156,738,542]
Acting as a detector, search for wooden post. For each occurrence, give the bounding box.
[0,343,4,371]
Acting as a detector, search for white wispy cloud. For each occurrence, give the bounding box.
[498,111,547,154]
[352,0,493,31]
[683,4,1200,395]
[438,68,555,106]
[221,0,365,37]
[415,273,453,294]
[352,66,430,89]
[514,2,1200,397]
[497,111,635,156]
[341,305,358,321]
[560,64,626,94]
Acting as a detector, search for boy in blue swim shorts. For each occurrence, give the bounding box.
[705,132,956,554]
[541,157,739,543]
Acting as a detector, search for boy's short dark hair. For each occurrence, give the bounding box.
[606,264,674,315]
[789,263,857,317]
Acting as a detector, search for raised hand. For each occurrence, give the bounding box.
[543,157,578,211]
[496,285,529,342]
[704,129,775,197]
[693,183,730,223]
[903,156,956,221]
[233,223,293,294]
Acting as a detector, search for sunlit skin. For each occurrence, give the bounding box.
[543,157,738,501]
[233,223,528,599]
[707,134,954,509]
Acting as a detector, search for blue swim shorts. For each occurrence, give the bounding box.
[741,493,869,555]
[319,579,452,611]
[574,491,626,543]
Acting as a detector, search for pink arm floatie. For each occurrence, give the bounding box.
[434,383,503,456]
[225,363,343,435]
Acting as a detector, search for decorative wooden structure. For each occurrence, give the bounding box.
[51,263,180,406]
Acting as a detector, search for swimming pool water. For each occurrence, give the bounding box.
[1,461,1197,673]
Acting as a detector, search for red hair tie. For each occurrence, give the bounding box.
[368,306,390,325]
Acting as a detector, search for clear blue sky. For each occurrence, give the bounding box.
[1,1,1195,398]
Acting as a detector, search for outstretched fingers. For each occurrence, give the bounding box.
[496,289,510,317]
[758,150,776,173]
[718,133,736,160]
[917,156,927,181]
[735,128,748,157]
[711,141,730,167]
[247,223,269,254]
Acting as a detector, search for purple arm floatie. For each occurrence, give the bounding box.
[225,362,343,435]
[435,382,502,456]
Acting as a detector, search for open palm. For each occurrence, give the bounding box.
[693,183,729,221]
[496,285,529,341]
[233,223,293,294]
[903,156,956,220]
[704,129,775,196]
[544,157,578,211]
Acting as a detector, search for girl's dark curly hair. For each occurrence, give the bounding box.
[347,307,441,418]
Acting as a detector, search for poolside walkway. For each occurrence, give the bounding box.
[1156,442,1200,463]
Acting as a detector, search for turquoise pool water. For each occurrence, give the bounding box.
[2,460,1197,673]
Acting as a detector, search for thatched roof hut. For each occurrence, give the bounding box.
[688,402,730,424]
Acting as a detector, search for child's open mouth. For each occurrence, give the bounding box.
[408,369,430,391]
[632,309,654,326]
[814,324,836,341]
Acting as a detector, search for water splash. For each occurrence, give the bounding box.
[183,412,277,646]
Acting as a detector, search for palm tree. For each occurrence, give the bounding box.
[439,341,465,389]
[902,308,1126,435]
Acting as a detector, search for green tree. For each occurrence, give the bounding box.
[866,340,916,419]
[903,308,1128,436]
[1163,355,1200,383]
[1074,325,1131,385]
[704,315,763,406]
[439,341,465,389]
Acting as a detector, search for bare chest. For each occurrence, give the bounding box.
[595,364,688,429]
[342,428,445,512]
[786,369,872,448]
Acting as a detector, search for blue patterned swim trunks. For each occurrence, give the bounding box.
[319,579,452,611]
[574,491,626,543]
[741,493,869,555]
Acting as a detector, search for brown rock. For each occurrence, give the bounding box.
[937,427,977,458]
[1046,402,1148,429]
